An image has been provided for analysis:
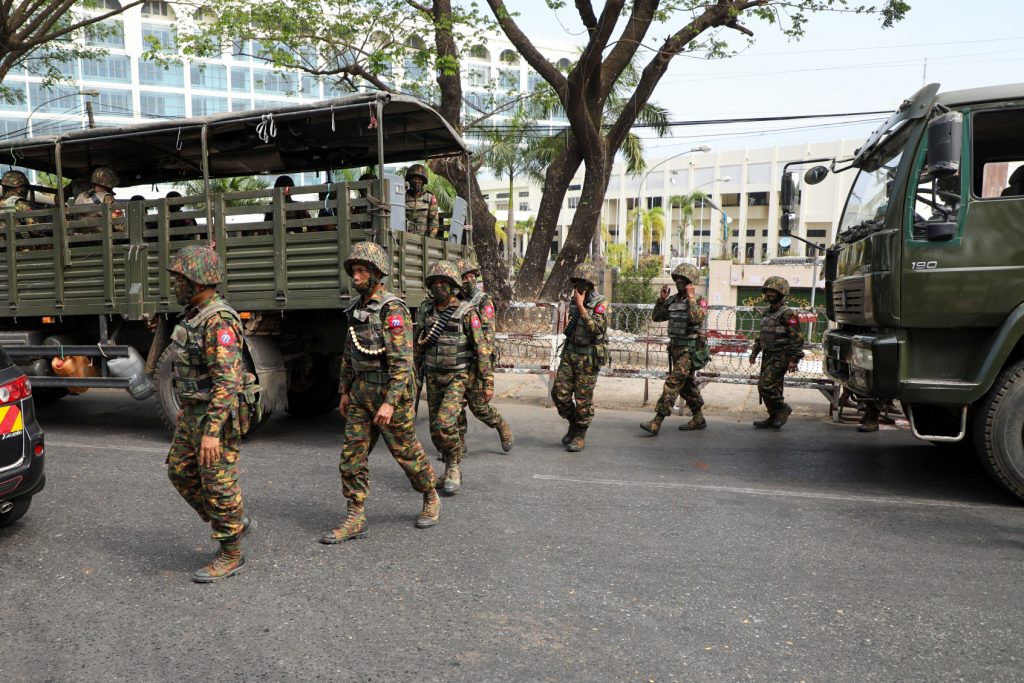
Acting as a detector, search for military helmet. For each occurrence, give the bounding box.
[424,260,461,289]
[167,245,224,286]
[358,172,377,181]
[761,275,790,297]
[671,263,700,284]
[570,263,598,287]
[457,256,481,277]
[1,170,28,189]
[405,163,428,183]
[90,166,119,189]
[344,241,390,277]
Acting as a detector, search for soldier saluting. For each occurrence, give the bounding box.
[322,242,440,544]
[641,263,708,434]
[415,261,492,495]
[165,245,256,583]
[749,276,805,430]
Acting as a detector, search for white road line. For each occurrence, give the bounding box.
[49,441,168,455]
[531,474,1022,512]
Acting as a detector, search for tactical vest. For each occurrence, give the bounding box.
[666,295,701,346]
[567,294,608,347]
[406,191,435,233]
[759,307,792,352]
[345,293,403,373]
[422,300,473,371]
[469,289,493,333]
[171,300,242,401]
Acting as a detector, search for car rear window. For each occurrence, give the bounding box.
[0,345,13,369]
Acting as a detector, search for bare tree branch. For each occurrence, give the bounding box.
[484,0,566,97]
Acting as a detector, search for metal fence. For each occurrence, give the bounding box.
[492,301,836,405]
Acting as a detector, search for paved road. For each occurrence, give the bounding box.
[3,392,1022,681]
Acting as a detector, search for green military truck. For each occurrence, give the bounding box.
[782,83,1024,500]
[0,92,472,429]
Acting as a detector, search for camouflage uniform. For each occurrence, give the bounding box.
[750,276,805,430]
[73,166,120,234]
[454,257,513,455]
[164,245,253,582]
[0,171,37,247]
[643,264,708,434]
[416,261,492,494]
[405,164,439,237]
[551,263,609,452]
[323,241,439,543]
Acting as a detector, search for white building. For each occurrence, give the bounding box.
[481,138,862,264]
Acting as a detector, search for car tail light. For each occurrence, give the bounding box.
[0,376,31,404]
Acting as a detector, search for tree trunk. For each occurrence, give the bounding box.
[538,153,612,301]
[513,140,582,300]
[506,173,515,272]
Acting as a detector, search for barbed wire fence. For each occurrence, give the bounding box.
[493,301,841,414]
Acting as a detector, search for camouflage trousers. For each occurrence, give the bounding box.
[757,352,789,413]
[426,369,468,465]
[551,350,600,428]
[458,366,503,449]
[655,345,705,417]
[340,376,436,504]
[166,401,245,543]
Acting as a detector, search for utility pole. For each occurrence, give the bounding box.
[85,100,96,129]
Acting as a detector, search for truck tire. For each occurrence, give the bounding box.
[154,345,273,435]
[0,495,32,527]
[286,357,338,417]
[973,359,1024,500]
[32,387,69,404]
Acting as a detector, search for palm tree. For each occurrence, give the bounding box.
[174,176,270,208]
[625,205,665,255]
[669,190,708,257]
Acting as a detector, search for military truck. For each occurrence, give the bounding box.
[0,92,472,430]
[780,83,1024,500]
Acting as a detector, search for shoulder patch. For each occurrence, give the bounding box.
[430,195,437,205]
[787,316,800,327]
[483,303,495,318]
[218,328,237,346]
[594,302,607,315]
[471,314,481,329]
[699,298,709,309]
[387,313,405,332]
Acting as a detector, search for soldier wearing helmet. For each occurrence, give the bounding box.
[453,256,513,456]
[641,262,709,435]
[749,275,805,430]
[0,170,37,239]
[404,163,439,238]
[323,241,440,543]
[551,262,610,452]
[164,245,256,582]
[73,166,122,232]
[414,260,494,495]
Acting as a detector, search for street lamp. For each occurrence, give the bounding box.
[633,144,710,268]
[26,89,100,136]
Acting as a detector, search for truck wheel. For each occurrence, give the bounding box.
[0,495,32,527]
[973,359,1024,500]
[154,344,273,435]
[33,387,69,404]
[286,357,338,417]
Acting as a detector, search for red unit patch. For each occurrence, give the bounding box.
[594,303,607,314]
[387,314,404,332]
[699,298,709,309]
[787,316,800,327]
[483,304,495,318]
[218,329,236,346]
[471,315,481,329]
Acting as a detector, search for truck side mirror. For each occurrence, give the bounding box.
[804,166,829,185]
[780,212,796,235]
[925,111,962,178]
[780,172,799,212]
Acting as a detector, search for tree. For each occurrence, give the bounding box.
[625,205,665,256]
[486,0,909,301]
[174,0,518,300]
[669,190,707,257]
[0,0,156,102]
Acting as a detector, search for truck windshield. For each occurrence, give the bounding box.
[838,150,904,234]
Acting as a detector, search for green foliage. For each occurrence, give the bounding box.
[605,243,633,271]
[613,256,661,305]
[625,205,666,255]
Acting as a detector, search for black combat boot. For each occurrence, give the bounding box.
[566,427,587,452]
[753,414,773,429]
[561,424,577,446]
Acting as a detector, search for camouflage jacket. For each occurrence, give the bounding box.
[340,287,414,406]
[415,298,493,386]
[468,288,497,350]
[405,190,439,237]
[0,193,34,225]
[179,293,244,437]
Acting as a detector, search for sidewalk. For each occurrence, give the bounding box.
[494,372,832,418]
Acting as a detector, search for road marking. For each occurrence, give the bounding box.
[532,474,1023,511]
[49,441,168,455]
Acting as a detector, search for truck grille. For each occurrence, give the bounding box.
[832,284,864,317]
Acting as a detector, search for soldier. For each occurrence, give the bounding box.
[73,166,122,232]
[165,245,255,583]
[749,276,805,430]
[322,242,440,543]
[404,163,438,238]
[0,171,37,243]
[455,257,514,455]
[551,263,609,452]
[641,263,708,435]
[415,261,492,495]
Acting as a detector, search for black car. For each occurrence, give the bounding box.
[0,345,45,527]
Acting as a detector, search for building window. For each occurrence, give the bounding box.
[745,229,756,237]
[498,69,519,90]
[94,88,133,116]
[518,190,529,197]
[721,193,740,207]
[519,202,529,211]
[496,201,509,211]
[192,95,228,116]
[527,71,543,92]
[467,65,490,87]
[567,196,579,209]
[231,39,252,61]
[81,54,131,83]
[138,60,184,87]
[646,196,662,210]
[140,92,185,118]
[496,192,509,199]
[230,99,253,112]
[746,162,771,185]
[141,24,176,53]
[141,1,174,17]
[500,49,520,65]
[748,191,769,206]
[87,20,125,48]
[191,63,227,90]
[253,69,296,95]
[28,84,79,113]
[469,45,489,60]
[0,84,26,112]
[807,229,827,237]
[230,68,250,92]
[568,184,582,191]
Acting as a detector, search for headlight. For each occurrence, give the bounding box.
[850,344,873,370]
